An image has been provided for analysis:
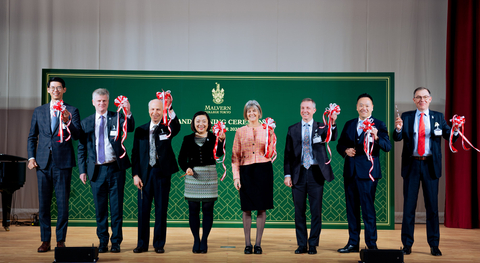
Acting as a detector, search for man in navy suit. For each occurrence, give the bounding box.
[336,93,391,253]
[393,87,457,256]
[284,98,338,255]
[131,98,180,253]
[78,88,134,253]
[27,77,81,252]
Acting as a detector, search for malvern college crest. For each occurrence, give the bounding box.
[212,82,224,104]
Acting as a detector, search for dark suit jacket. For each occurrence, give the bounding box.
[284,121,338,185]
[28,103,81,169]
[131,117,180,180]
[178,131,224,172]
[393,110,456,178]
[78,111,135,180]
[336,117,391,179]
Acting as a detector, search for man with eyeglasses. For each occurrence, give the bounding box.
[27,77,81,252]
[394,87,458,256]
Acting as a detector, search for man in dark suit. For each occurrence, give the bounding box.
[27,77,81,252]
[78,88,134,253]
[336,93,391,253]
[284,98,338,255]
[131,98,180,253]
[393,87,457,256]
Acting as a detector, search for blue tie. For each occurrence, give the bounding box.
[98,116,105,164]
[51,111,58,133]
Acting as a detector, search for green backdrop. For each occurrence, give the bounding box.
[42,69,395,229]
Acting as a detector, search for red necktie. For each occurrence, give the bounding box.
[418,113,425,156]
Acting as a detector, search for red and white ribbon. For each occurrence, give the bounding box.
[114,95,129,158]
[156,90,173,138]
[321,103,341,164]
[262,117,277,162]
[449,115,480,153]
[212,121,227,181]
[360,118,375,181]
[52,100,72,143]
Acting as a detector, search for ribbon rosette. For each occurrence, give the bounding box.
[212,121,227,181]
[113,95,129,158]
[321,103,341,164]
[52,100,72,143]
[262,117,277,162]
[156,90,173,138]
[361,118,376,181]
[449,115,480,153]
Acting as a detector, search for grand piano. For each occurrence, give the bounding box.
[0,154,27,231]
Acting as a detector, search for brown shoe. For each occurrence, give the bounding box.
[38,242,51,252]
[57,241,66,248]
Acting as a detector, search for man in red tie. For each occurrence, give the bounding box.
[394,87,458,257]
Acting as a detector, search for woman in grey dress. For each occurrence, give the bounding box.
[178,111,225,253]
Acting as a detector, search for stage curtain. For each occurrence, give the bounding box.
[445,0,480,228]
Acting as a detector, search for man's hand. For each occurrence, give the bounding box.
[234,178,241,190]
[345,148,356,157]
[186,168,194,176]
[284,177,292,187]
[61,109,70,123]
[371,127,379,141]
[123,100,131,116]
[331,112,338,124]
[80,173,87,185]
[133,175,143,190]
[395,117,403,130]
[28,159,38,170]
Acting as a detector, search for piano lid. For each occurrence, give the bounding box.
[0,154,28,162]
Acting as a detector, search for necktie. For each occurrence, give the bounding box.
[302,124,312,169]
[418,113,425,156]
[51,111,58,132]
[98,116,105,164]
[149,125,158,166]
[357,120,363,136]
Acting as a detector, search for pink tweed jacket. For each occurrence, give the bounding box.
[231,125,276,179]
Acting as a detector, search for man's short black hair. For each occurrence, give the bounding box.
[357,93,373,104]
[413,87,431,97]
[191,111,212,133]
[47,77,66,88]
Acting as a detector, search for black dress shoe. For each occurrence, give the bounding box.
[402,246,412,255]
[253,246,262,254]
[308,246,317,254]
[430,246,442,256]
[295,246,307,254]
[337,244,359,253]
[133,247,148,253]
[368,245,378,250]
[244,245,253,254]
[98,245,108,253]
[111,244,120,253]
[155,247,165,253]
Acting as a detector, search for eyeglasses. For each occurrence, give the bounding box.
[414,95,430,100]
[48,86,64,91]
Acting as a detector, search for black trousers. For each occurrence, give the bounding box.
[136,166,172,249]
[292,165,325,247]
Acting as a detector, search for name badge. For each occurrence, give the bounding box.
[313,137,322,144]
[434,128,442,136]
[159,134,168,141]
[110,131,117,136]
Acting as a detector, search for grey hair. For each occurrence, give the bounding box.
[92,88,109,100]
[301,98,316,109]
[148,99,163,109]
[243,100,262,120]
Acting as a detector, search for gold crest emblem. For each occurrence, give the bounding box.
[212,82,224,104]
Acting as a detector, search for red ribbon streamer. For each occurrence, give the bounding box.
[262,117,277,162]
[449,115,480,153]
[156,90,173,138]
[212,121,227,181]
[114,95,129,158]
[320,103,341,164]
[52,100,72,143]
[360,118,375,181]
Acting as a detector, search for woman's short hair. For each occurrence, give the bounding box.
[243,100,262,120]
[191,111,212,132]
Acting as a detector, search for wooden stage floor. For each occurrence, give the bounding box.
[1,224,479,262]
